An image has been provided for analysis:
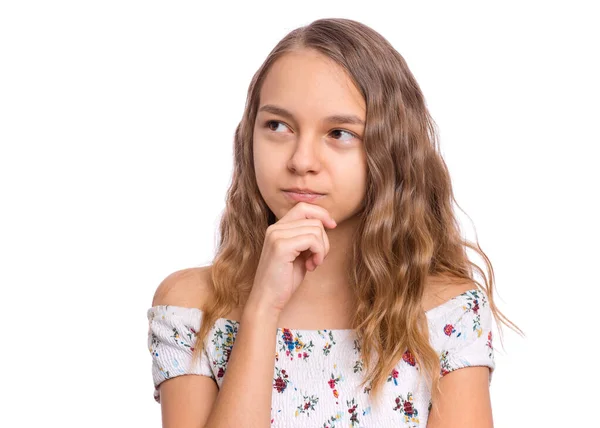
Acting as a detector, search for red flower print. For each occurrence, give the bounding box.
[333,389,339,398]
[273,367,289,393]
[295,394,319,416]
[348,404,357,413]
[473,301,480,314]
[282,329,293,342]
[217,367,225,378]
[274,377,287,393]
[443,324,454,336]
[328,378,336,389]
[488,331,492,340]
[402,350,416,366]
[388,368,399,385]
[393,392,419,417]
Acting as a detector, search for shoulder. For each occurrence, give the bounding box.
[151,265,215,309]
[422,275,479,313]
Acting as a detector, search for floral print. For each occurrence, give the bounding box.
[461,291,486,337]
[147,289,495,426]
[393,392,420,427]
[439,350,452,376]
[327,371,343,402]
[295,394,319,416]
[322,411,344,427]
[273,366,290,393]
[387,368,399,385]
[486,330,494,359]
[443,323,456,336]
[319,330,337,356]
[279,328,314,361]
[211,319,238,379]
[437,289,495,380]
[346,397,361,426]
[402,349,416,366]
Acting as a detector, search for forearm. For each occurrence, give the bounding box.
[204,298,279,428]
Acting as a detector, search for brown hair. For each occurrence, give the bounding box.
[191,17,523,412]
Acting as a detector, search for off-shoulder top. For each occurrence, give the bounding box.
[147,288,495,427]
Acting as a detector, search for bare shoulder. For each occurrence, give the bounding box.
[422,275,478,312]
[151,265,215,309]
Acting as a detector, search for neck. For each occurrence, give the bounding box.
[294,214,360,299]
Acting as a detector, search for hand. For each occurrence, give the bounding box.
[247,202,337,314]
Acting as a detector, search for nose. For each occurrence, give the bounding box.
[286,132,322,175]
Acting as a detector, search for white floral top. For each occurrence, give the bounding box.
[147,289,495,427]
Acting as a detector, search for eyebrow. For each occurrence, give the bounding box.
[258,104,365,126]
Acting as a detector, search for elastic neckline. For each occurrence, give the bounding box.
[149,289,480,335]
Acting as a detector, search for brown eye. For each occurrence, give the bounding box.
[330,129,356,142]
[265,120,289,132]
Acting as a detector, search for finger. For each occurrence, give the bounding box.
[269,219,330,258]
[279,219,331,257]
[279,201,337,229]
[268,225,326,243]
[269,218,327,231]
[287,234,325,266]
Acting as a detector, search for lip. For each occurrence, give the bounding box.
[283,190,326,202]
[283,187,324,194]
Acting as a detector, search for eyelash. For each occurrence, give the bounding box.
[263,120,358,141]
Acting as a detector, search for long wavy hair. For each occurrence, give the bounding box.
[191,17,523,410]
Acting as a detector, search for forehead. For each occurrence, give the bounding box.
[258,49,366,120]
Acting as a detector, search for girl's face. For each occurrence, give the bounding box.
[253,48,367,225]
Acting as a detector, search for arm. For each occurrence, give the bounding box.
[203,296,280,427]
[153,268,279,428]
[426,366,494,428]
[156,204,333,427]
[158,375,219,428]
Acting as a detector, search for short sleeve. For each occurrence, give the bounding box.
[437,290,496,385]
[147,305,216,403]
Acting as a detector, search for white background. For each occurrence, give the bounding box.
[1,1,598,427]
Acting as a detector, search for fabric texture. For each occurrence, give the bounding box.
[147,288,495,427]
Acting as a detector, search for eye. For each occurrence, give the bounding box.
[265,120,358,143]
[329,129,357,142]
[265,120,290,133]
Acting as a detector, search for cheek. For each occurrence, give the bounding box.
[254,157,268,189]
[338,159,367,192]
[253,144,277,191]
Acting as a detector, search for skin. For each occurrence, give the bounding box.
[252,47,367,327]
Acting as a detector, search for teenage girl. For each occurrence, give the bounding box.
[147,17,522,428]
